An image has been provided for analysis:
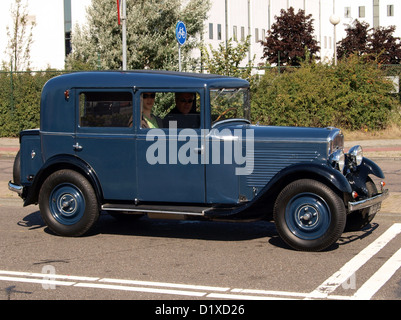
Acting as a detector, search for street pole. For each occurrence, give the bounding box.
[178,44,181,72]
[330,14,340,66]
[121,0,127,70]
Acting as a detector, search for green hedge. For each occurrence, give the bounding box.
[0,71,61,137]
[251,55,400,131]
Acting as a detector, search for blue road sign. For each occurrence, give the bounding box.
[175,21,187,46]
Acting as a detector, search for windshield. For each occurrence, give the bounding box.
[210,88,250,124]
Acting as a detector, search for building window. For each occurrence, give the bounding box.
[241,26,245,41]
[344,7,351,18]
[359,6,365,18]
[261,29,265,41]
[209,23,213,40]
[255,28,259,42]
[217,24,222,40]
[233,26,237,41]
[387,5,394,16]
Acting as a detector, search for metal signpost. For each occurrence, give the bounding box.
[117,0,127,70]
[175,21,187,72]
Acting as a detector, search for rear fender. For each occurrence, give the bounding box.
[23,154,103,206]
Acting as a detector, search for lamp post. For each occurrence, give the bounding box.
[329,14,340,66]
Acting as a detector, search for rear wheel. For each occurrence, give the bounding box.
[39,169,99,236]
[274,179,346,251]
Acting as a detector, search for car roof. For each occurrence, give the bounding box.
[44,70,249,90]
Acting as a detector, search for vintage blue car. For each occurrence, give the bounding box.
[9,71,389,251]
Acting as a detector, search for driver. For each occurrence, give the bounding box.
[164,92,200,128]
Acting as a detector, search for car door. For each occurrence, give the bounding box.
[74,88,137,201]
[135,90,206,203]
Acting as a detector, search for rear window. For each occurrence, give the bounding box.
[79,91,133,127]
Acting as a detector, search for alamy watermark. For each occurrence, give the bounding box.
[145,122,254,176]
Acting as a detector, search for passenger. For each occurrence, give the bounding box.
[141,92,163,128]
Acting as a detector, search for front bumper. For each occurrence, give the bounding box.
[347,189,389,212]
[8,180,23,196]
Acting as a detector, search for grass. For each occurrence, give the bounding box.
[342,123,401,141]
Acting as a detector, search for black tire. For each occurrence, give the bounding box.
[39,169,100,236]
[345,178,378,231]
[273,179,346,251]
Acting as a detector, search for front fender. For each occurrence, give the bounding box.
[360,157,385,179]
[265,162,353,194]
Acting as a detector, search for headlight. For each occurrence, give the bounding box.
[348,145,363,166]
[329,149,345,172]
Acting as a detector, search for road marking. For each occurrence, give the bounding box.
[0,276,75,287]
[74,282,207,297]
[308,223,401,299]
[99,278,230,292]
[1,223,400,300]
[0,269,302,299]
[351,246,401,300]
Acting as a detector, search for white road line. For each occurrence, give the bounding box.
[308,223,401,299]
[352,247,401,300]
[99,278,230,292]
[74,282,207,297]
[0,270,99,281]
[0,275,75,287]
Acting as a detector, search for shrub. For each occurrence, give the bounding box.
[251,55,399,131]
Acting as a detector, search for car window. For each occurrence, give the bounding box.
[79,91,133,127]
[140,91,201,129]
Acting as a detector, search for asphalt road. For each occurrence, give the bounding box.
[0,156,400,304]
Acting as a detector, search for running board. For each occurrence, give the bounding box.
[101,203,213,216]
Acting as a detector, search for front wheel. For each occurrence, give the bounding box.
[273,179,346,251]
[39,169,100,236]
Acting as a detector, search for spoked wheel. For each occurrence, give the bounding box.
[39,169,99,236]
[274,179,346,251]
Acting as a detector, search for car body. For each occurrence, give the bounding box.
[9,70,389,251]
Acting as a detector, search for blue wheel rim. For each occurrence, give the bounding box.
[285,192,331,240]
[49,183,85,225]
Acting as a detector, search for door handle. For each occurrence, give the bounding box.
[193,146,204,154]
[73,142,83,151]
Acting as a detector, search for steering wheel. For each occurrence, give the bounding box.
[214,107,238,122]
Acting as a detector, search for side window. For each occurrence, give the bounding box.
[140,91,201,129]
[79,91,133,127]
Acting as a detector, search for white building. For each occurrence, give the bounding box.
[0,0,399,70]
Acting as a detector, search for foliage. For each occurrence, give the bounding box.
[338,20,401,65]
[251,55,399,131]
[65,0,210,71]
[0,71,61,137]
[4,0,35,71]
[369,26,401,64]
[260,7,320,66]
[337,20,369,59]
[200,36,254,82]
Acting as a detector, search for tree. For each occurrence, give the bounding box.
[200,36,254,81]
[337,20,369,59]
[337,20,401,64]
[260,7,320,66]
[66,0,210,71]
[368,26,401,64]
[4,0,35,71]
